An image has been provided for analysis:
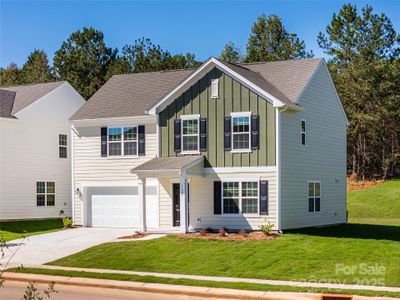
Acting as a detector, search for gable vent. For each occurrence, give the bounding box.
[211,79,219,98]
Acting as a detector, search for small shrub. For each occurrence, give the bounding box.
[199,229,207,236]
[219,227,228,236]
[238,229,248,237]
[62,217,73,229]
[260,222,274,235]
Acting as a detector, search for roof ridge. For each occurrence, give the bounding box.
[111,67,196,79]
[0,80,65,89]
[239,57,323,66]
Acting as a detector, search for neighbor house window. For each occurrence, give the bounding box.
[308,181,320,212]
[59,134,67,158]
[231,113,251,151]
[108,127,137,156]
[301,120,306,145]
[36,181,55,207]
[222,181,258,214]
[181,115,199,153]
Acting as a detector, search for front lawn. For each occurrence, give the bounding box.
[49,223,400,287]
[0,219,64,242]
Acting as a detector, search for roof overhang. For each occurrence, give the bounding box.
[147,57,290,115]
[131,156,204,178]
[69,115,157,127]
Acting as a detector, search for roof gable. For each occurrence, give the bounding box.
[0,81,65,117]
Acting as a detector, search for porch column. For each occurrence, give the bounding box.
[179,176,189,233]
[137,178,147,232]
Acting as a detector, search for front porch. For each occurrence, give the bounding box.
[131,155,204,233]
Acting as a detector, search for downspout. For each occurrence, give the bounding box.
[275,105,288,233]
[70,125,75,223]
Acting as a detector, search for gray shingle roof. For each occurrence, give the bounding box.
[0,81,65,117]
[70,69,194,120]
[131,156,202,172]
[71,58,323,121]
[0,89,16,119]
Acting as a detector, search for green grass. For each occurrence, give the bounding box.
[0,219,64,242]
[7,267,400,298]
[348,179,400,225]
[49,224,400,287]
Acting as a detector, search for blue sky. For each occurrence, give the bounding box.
[1,0,399,68]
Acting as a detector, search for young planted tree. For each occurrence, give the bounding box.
[245,14,313,63]
[53,27,118,99]
[319,4,400,179]
[21,50,53,84]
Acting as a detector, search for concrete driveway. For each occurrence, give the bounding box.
[1,228,135,267]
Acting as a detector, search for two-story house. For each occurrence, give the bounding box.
[0,81,85,220]
[69,57,348,232]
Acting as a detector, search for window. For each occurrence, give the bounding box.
[232,114,251,151]
[59,134,67,158]
[301,120,306,145]
[222,181,258,214]
[108,127,137,156]
[181,116,199,153]
[211,79,219,98]
[36,181,55,206]
[308,181,320,212]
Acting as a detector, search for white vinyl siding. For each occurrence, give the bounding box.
[72,122,158,225]
[181,171,277,230]
[280,62,347,229]
[0,83,85,220]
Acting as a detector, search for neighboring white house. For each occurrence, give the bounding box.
[70,57,348,232]
[0,81,85,220]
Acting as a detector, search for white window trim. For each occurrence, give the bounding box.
[59,134,67,158]
[301,119,306,146]
[36,181,55,207]
[230,112,252,153]
[307,181,321,213]
[180,114,200,155]
[221,180,259,217]
[107,126,138,158]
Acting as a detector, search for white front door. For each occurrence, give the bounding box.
[91,195,139,227]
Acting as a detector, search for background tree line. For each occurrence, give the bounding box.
[0,3,398,180]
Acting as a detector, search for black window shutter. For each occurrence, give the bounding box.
[101,127,107,157]
[138,125,145,156]
[200,118,207,152]
[259,180,268,215]
[213,181,222,214]
[224,116,231,151]
[174,119,181,152]
[251,115,260,150]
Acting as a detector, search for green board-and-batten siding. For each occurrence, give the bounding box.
[159,67,276,168]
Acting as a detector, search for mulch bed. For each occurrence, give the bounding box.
[177,231,280,241]
[118,232,149,239]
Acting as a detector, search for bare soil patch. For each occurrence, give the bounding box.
[176,231,280,241]
[347,177,383,191]
[118,232,149,239]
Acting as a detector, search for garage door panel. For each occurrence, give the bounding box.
[92,195,139,227]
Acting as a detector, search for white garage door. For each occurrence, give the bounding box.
[90,188,159,228]
[92,195,139,227]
